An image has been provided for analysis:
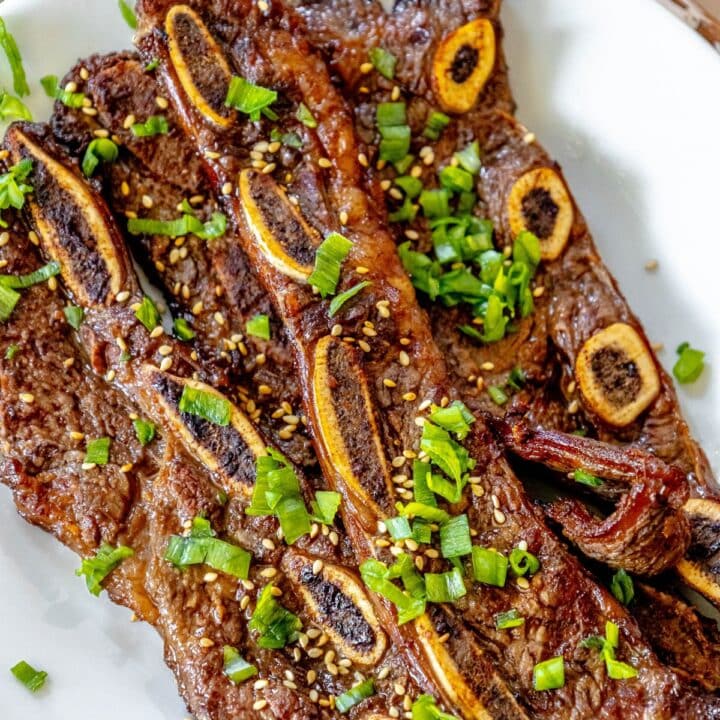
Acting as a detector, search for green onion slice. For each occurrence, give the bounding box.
[0,261,60,289]
[573,469,603,487]
[610,569,634,605]
[308,232,353,298]
[360,558,425,625]
[134,295,160,331]
[173,317,196,341]
[310,490,341,525]
[222,645,257,684]
[118,0,138,29]
[0,158,33,226]
[0,283,20,322]
[82,138,119,177]
[424,568,466,602]
[369,47,397,79]
[133,418,156,446]
[423,111,451,141]
[248,583,302,648]
[420,421,473,483]
[673,343,705,384]
[178,386,232,427]
[385,516,413,541]
[329,280,371,317]
[508,547,540,577]
[246,313,271,340]
[131,115,169,137]
[64,305,84,330]
[533,656,565,691]
[84,437,111,465]
[495,608,525,630]
[10,661,47,692]
[128,211,227,240]
[225,76,277,121]
[76,543,134,596]
[411,694,459,720]
[471,546,507,587]
[5,343,19,360]
[0,92,31,121]
[0,19,29,96]
[40,74,84,108]
[439,514,472,559]
[454,141,481,175]
[428,400,475,440]
[335,678,375,713]
[296,102,317,128]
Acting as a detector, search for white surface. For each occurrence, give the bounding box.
[0,0,718,718]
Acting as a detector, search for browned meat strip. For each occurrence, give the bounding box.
[134,1,720,716]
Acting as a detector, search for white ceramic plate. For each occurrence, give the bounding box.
[0,0,718,717]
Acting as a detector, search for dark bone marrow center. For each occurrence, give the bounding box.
[590,346,642,407]
[521,187,558,240]
[450,44,479,84]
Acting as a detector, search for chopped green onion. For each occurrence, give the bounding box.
[573,469,603,487]
[10,661,47,692]
[439,514,472,559]
[310,490,341,525]
[0,283,20,322]
[439,165,474,193]
[178,386,232,427]
[82,138,119,177]
[428,400,475,440]
[222,645,257,684]
[495,609,525,630]
[471,546,507,587]
[411,694,459,720]
[423,111,451,141]
[507,366,527,391]
[488,385,508,406]
[420,420,474,483]
[131,115,169,137]
[0,261,60,289]
[377,102,406,127]
[134,295,160,331]
[508,547,540,577]
[412,519,432,544]
[133,419,156,446]
[389,197,418,223]
[173,317,196,341]
[610,569,635,605]
[246,313,271,340]
[165,518,251,579]
[394,153,415,175]
[398,501,450,524]
[606,657,639,680]
[379,124,411,163]
[128,211,227,240]
[513,230,541,269]
[582,621,638,681]
[360,558,425,624]
[145,58,159,72]
[673,343,705,384]
[64,305,84,330]
[385,516,413,541]
[271,127,303,149]
[424,568,466,602]
[335,678,376,713]
[5,343,19,360]
[225,76,277,122]
[412,460,438,508]
[118,0,138,29]
[0,157,33,226]
[329,280,371,317]
[308,232,353,298]
[0,91,31,121]
[249,583,301,648]
[419,189,450,219]
[0,19,29,96]
[395,175,423,199]
[533,656,565,691]
[296,102,317,128]
[40,74,84,108]
[76,543,134,596]
[369,47,397,80]
[247,449,311,544]
[454,141,481,175]
[84,437,110,465]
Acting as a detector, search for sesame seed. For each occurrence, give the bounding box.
[356,266,370,274]
[19,392,34,404]
[358,340,371,352]
[267,141,281,153]
[402,392,417,402]
[262,162,276,175]
[253,700,268,711]
[262,538,275,551]
[240,595,250,611]
[493,509,506,525]
[410,165,423,178]
[360,62,373,74]
[221,181,233,195]
[567,380,576,394]
[121,463,133,472]
[377,666,390,680]
[150,326,164,338]
[203,571,218,582]
[398,351,410,366]
[358,152,369,167]
[481,361,495,371]
[204,150,221,159]
[339,211,349,225]
[645,259,659,272]
[28,231,39,246]
[198,636,214,648]
[329,531,339,546]
[105,369,116,382]
[70,430,85,440]
[254,679,269,690]
[312,559,324,575]
[158,344,173,356]
[261,567,278,578]
[159,357,172,372]
[0,231,8,247]
[523,132,536,144]
[517,576,530,590]
[79,67,89,80]
[307,647,323,659]
[81,462,96,471]
[192,301,204,315]
[82,106,98,116]
[318,158,332,168]
[391,86,401,101]
[568,400,580,414]
[155,96,169,109]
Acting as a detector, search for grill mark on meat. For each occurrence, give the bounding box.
[450,44,479,83]
[590,347,642,408]
[246,171,320,267]
[325,339,393,512]
[151,371,257,487]
[30,155,112,304]
[299,564,377,651]
[521,187,558,241]
[170,9,232,119]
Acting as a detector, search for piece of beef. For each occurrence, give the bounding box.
[135,1,720,716]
